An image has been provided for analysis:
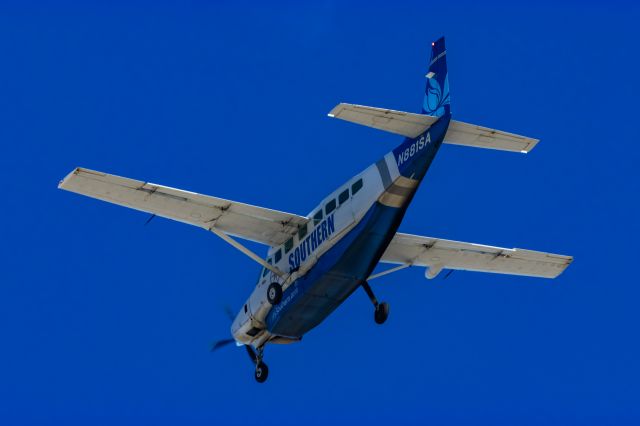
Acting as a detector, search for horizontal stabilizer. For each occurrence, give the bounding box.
[445,120,538,153]
[328,103,438,138]
[381,232,572,279]
[328,103,539,153]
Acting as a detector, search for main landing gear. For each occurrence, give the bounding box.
[361,281,389,324]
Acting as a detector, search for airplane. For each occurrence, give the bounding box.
[59,37,572,383]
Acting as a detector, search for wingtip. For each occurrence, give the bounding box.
[327,102,347,118]
[523,138,541,154]
[58,167,81,190]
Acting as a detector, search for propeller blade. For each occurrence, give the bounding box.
[223,305,235,322]
[211,338,235,352]
[212,337,257,366]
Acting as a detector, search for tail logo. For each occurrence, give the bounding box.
[423,74,450,117]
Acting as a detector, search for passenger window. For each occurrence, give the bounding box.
[351,178,363,195]
[274,249,282,263]
[284,237,293,253]
[298,223,308,240]
[325,199,336,215]
[338,189,349,205]
[262,258,272,277]
[313,210,323,226]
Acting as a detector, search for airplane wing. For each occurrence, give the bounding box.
[328,103,539,153]
[379,232,572,279]
[58,167,308,246]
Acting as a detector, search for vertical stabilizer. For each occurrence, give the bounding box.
[422,37,450,117]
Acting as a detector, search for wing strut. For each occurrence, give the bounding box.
[209,227,286,278]
[367,263,412,281]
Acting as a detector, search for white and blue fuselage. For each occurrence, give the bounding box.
[231,114,451,347]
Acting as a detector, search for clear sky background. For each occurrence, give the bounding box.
[1,1,639,425]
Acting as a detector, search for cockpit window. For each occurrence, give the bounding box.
[313,209,323,226]
[274,249,282,263]
[284,237,293,253]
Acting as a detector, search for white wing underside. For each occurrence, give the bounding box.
[381,232,572,279]
[58,168,308,246]
[59,170,572,279]
[328,103,539,153]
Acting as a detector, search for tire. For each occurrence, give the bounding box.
[374,302,390,325]
[267,282,283,305]
[254,361,269,383]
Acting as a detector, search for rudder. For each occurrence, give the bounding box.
[422,37,450,117]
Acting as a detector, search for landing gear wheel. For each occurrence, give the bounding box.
[374,302,390,325]
[267,282,283,305]
[254,361,269,383]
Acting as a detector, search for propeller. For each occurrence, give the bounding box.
[211,305,257,365]
[211,338,235,352]
[223,305,235,322]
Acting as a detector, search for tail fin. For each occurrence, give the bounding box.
[422,37,450,117]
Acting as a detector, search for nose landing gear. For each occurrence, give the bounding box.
[254,360,269,383]
[361,281,389,325]
[252,346,269,383]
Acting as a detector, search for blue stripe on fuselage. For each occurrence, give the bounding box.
[266,113,452,338]
[393,113,451,179]
[288,214,335,272]
[267,200,403,336]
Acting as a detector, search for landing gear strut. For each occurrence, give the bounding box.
[361,281,389,324]
[253,347,269,383]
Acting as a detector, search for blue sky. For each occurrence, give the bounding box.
[1,1,639,425]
